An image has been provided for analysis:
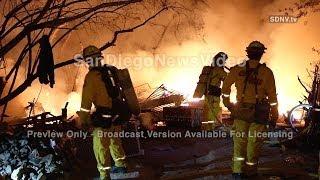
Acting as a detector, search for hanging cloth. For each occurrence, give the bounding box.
[37,35,55,88]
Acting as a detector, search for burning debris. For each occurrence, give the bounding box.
[163,106,203,128]
[137,84,185,129]
[139,84,184,111]
[0,133,64,180]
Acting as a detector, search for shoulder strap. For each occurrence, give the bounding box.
[96,65,120,99]
[254,64,262,104]
[241,63,251,102]
[241,62,262,103]
[206,67,219,90]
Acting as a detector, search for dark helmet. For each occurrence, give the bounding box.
[212,52,228,67]
[246,41,267,52]
[83,45,102,59]
[246,41,266,60]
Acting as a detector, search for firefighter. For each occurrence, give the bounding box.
[77,45,127,180]
[221,41,278,179]
[204,52,228,129]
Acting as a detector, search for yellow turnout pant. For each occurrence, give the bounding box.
[92,126,127,180]
[204,95,221,127]
[232,119,266,174]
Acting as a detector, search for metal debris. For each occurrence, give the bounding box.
[163,106,203,128]
[0,134,64,179]
[139,84,184,111]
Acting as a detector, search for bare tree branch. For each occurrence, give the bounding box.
[0,5,168,105]
[0,0,142,58]
[0,0,205,115]
[100,6,168,50]
[0,0,53,58]
[0,0,32,36]
[33,0,142,30]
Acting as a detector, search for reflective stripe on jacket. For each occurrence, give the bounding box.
[79,69,112,124]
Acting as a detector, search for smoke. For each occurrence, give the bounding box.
[3,0,320,117]
[118,0,320,113]
[268,13,320,113]
[1,59,86,118]
[110,0,320,113]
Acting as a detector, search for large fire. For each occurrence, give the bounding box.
[24,2,320,119]
[155,42,294,114]
[63,45,301,117]
[29,48,304,119]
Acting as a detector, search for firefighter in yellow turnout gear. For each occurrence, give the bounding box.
[222,41,278,179]
[77,46,127,180]
[204,52,228,129]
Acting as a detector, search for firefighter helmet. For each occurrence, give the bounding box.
[246,41,267,52]
[214,52,228,61]
[83,45,102,59]
[246,41,266,60]
[212,52,228,67]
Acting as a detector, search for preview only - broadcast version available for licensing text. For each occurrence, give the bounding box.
[27,130,294,140]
